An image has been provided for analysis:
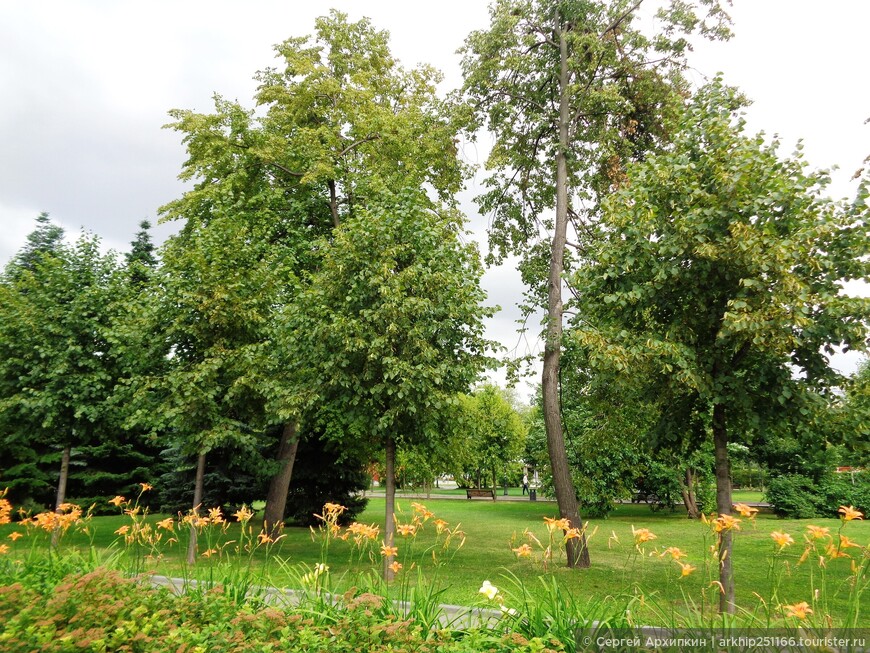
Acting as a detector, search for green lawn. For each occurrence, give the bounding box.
[1,497,866,625]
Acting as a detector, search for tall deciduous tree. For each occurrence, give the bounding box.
[460,0,731,568]
[283,190,496,580]
[128,210,295,563]
[0,228,121,525]
[157,12,471,536]
[574,81,870,611]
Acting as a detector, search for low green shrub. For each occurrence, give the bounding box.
[821,471,869,514]
[765,474,822,518]
[766,472,869,518]
[0,568,565,653]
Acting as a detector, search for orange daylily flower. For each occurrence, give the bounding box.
[838,505,863,522]
[0,497,13,525]
[543,516,571,532]
[0,544,9,555]
[7,531,23,541]
[512,543,533,558]
[712,514,741,533]
[347,522,379,541]
[233,506,254,523]
[631,526,657,545]
[156,518,174,531]
[208,507,224,524]
[396,523,418,537]
[677,562,696,577]
[114,525,130,535]
[108,495,126,507]
[389,561,402,573]
[564,527,584,541]
[783,601,813,620]
[139,482,153,492]
[660,546,687,560]
[805,525,830,541]
[770,531,794,549]
[321,503,346,521]
[411,502,434,521]
[838,534,860,550]
[733,503,758,518]
[380,542,398,557]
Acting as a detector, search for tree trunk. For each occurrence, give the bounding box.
[51,445,72,547]
[263,421,299,536]
[712,402,735,613]
[383,434,397,581]
[542,21,589,569]
[186,451,207,566]
[327,179,340,228]
[681,467,701,519]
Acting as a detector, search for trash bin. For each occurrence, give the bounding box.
[529,488,537,501]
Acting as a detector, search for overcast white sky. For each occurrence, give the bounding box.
[1,1,868,396]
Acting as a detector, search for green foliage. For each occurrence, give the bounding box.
[4,212,65,280]
[461,0,731,266]
[0,228,124,506]
[124,219,159,287]
[252,10,468,220]
[284,189,497,453]
[283,432,369,527]
[0,567,566,653]
[575,80,869,421]
[836,359,870,468]
[155,441,269,515]
[766,472,870,519]
[455,384,528,489]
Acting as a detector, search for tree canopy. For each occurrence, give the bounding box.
[572,80,870,610]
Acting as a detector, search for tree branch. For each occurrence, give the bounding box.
[337,134,380,159]
[267,161,305,177]
[601,0,645,39]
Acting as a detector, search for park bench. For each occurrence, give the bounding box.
[466,487,496,500]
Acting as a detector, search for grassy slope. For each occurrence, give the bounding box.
[1,498,866,624]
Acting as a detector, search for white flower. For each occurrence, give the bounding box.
[479,580,499,600]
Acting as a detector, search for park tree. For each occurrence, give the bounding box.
[0,227,121,531]
[282,189,496,580]
[460,384,528,491]
[65,221,169,512]
[460,0,731,568]
[6,212,66,280]
[124,219,159,287]
[155,11,472,537]
[126,208,299,563]
[573,81,870,611]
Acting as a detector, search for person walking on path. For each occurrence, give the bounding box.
[522,473,529,495]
